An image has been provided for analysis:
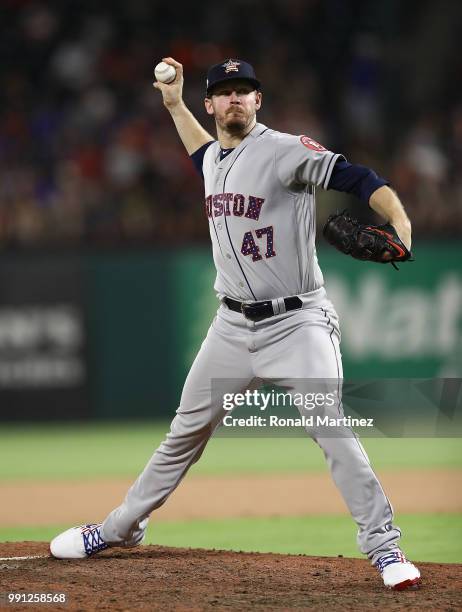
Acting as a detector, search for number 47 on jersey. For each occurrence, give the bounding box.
[241,226,276,262]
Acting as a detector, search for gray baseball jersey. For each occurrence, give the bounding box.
[202,123,344,301]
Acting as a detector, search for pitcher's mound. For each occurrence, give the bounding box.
[1,542,460,611]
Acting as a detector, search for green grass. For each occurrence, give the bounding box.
[0,422,461,480]
[1,514,460,563]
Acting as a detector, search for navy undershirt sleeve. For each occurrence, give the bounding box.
[328,159,389,203]
[190,141,215,179]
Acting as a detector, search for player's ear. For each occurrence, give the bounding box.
[204,97,214,116]
[255,91,262,110]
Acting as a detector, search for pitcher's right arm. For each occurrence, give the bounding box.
[154,57,214,155]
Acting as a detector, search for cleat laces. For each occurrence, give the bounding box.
[81,524,108,556]
[375,550,408,573]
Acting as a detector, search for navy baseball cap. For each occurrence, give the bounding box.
[206,59,261,95]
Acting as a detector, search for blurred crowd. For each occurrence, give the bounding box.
[0,0,461,249]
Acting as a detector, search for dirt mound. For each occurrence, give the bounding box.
[0,542,460,611]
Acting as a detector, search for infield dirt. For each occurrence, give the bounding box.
[1,469,461,526]
[0,542,461,611]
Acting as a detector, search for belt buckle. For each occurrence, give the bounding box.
[241,302,268,322]
[241,302,255,320]
[240,302,254,320]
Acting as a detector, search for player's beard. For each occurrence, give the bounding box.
[221,107,253,136]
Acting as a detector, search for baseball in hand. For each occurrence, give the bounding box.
[154,62,176,84]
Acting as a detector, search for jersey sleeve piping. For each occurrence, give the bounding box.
[322,153,346,190]
[190,140,216,180]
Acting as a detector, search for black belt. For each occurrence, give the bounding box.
[223,296,303,322]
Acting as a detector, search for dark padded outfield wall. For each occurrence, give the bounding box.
[0,254,89,420]
[1,244,460,421]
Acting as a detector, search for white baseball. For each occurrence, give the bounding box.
[154,62,176,84]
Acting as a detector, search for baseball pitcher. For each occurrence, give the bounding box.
[50,58,419,591]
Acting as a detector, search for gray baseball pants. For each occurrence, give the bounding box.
[101,289,401,564]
